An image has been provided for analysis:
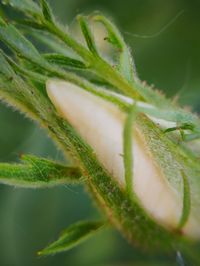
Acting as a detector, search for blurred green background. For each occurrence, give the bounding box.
[0,0,200,265]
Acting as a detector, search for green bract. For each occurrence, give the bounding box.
[0,0,199,263]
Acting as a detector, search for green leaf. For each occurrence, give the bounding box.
[29,31,78,57]
[38,220,105,255]
[0,155,82,188]
[15,18,46,30]
[4,54,47,84]
[2,0,42,18]
[77,15,99,57]
[43,53,87,69]
[0,50,40,116]
[0,21,46,66]
[93,13,135,83]
[0,22,75,79]
[0,16,6,26]
[40,0,54,23]
[123,104,137,198]
[0,49,15,77]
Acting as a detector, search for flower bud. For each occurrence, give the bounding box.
[47,79,200,239]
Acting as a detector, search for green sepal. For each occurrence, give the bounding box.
[38,220,105,255]
[136,114,200,231]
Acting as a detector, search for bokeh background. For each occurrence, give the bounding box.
[0,0,200,265]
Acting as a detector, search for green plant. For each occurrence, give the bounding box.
[0,0,200,263]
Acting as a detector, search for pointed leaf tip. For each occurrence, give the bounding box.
[77,15,99,56]
[38,220,106,256]
[40,0,54,23]
[0,155,83,188]
[3,0,42,18]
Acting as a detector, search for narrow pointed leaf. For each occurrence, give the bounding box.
[15,19,46,30]
[77,15,99,56]
[4,54,47,83]
[40,0,54,23]
[0,21,45,66]
[43,53,87,69]
[29,31,77,57]
[0,155,82,188]
[2,0,41,18]
[0,22,74,79]
[0,51,38,115]
[0,49,15,77]
[38,220,105,255]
